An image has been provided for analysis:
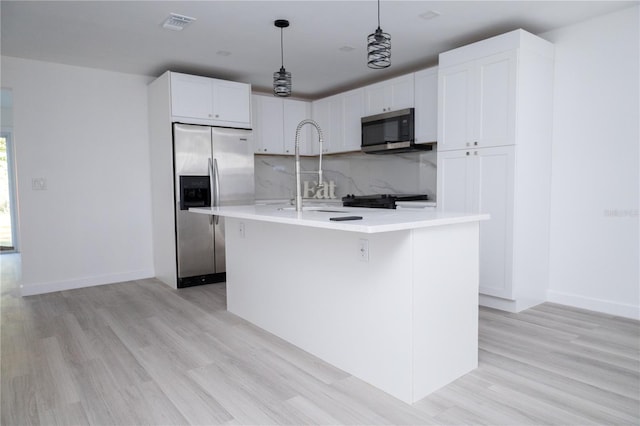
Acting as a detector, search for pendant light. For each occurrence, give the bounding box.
[367,0,391,69]
[273,19,292,97]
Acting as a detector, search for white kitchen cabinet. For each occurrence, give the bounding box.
[310,95,336,154]
[312,87,364,154]
[342,88,365,152]
[414,66,438,144]
[283,99,313,155]
[252,94,313,155]
[436,29,555,313]
[437,150,475,213]
[253,95,284,154]
[170,72,251,128]
[437,147,515,299]
[364,74,414,116]
[438,51,515,151]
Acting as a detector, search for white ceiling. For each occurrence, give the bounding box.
[1,0,636,99]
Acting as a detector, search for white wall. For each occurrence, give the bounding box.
[542,6,639,319]
[1,56,155,295]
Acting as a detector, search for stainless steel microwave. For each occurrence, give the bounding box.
[361,108,431,154]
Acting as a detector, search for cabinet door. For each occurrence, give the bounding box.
[436,150,474,213]
[251,95,260,153]
[388,74,415,111]
[311,97,331,153]
[364,74,414,116]
[283,99,311,155]
[475,51,516,148]
[364,82,387,116]
[475,146,515,299]
[254,95,284,154]
[170,73,214,120]
[414,67,438,143]
[326,94,344,153]
[342,88,365,152]
[311,96,338,154]
[212,80,251,128]
[438,64,474,151]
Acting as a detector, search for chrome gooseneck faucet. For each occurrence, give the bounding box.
[294,119,324,212]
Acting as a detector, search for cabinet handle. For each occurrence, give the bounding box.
[474,141,478,146]
[263,148,267,152]
[474,151,478,156]
[215,114,219,118]
[208,114,213,118]
[466,151,470,156]
[466,142,470,147]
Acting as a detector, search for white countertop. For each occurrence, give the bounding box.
[190,204,488,234]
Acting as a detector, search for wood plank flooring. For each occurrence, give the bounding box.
[2,253,639,425]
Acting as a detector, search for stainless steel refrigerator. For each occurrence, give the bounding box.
[173,123,254,288]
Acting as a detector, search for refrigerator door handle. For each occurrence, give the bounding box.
[213,158,220,225]
[208,158,214,225]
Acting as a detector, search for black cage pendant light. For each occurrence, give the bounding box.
[273,19,292,97]
[367,0,391,69]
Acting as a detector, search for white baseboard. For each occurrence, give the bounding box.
[546,289,640,320]
[20,269,155,296]
[479,294,545,313]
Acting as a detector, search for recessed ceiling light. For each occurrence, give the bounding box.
[339,46,355,52]
[419,10,441,20]
[216,51,232,57]
[162,13,197,31]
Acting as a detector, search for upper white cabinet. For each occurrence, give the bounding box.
[283,99,313,155]
[312,87,364,154]
[170,72,251,128]
[342,88,365,152]
[309,95,336,155]
[253,95,284,154]
[436,29,555,313]
[364,74,414,116]
[413,67,438,144]
[252,94,313,155]
[438,52,516,151]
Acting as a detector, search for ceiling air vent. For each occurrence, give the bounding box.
[162,13,196,31]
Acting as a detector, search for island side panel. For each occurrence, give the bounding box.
[411,222,480,402]
[225,218,415,403]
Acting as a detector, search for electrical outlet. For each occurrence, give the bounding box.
[239,222,245,238]
[358,238,369,262]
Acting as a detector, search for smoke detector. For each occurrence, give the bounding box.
[162,13,196,31]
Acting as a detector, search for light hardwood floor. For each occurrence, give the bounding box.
[2,253,639,425]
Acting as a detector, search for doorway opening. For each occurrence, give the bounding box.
[1,88,18,253]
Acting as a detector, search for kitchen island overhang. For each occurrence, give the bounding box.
[191,205,489,404]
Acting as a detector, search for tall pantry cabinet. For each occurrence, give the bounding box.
[436,30,555,312]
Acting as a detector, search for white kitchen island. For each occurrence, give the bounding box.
[190,204,488,404]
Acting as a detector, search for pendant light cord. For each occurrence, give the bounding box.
[377,0,381,29]
[280,27,284,68]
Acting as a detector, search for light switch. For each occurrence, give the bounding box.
[32,177,47,190]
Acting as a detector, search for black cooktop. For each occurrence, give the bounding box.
[342,194,429,209]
